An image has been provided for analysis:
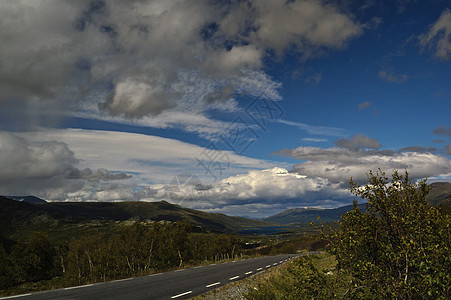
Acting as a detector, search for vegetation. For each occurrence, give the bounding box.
[247,170,450,299]
[245,253,343,299]
[0,219,317,297]
[2,170,448,298]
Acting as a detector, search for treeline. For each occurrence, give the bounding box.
[0,220,243,291]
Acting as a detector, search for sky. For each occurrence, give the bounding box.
[0,0,450,218]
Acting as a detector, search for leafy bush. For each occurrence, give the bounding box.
[323,170,450,299]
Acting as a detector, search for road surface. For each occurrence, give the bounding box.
[1,254,304,300]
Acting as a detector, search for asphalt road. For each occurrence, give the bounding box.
[1,254,303,300]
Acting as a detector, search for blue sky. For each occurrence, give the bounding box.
[0,0,450,217]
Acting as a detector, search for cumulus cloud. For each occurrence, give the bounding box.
[276,141,451,184]
[420,9,451,60]
[0,131,130,197]
[155,167,352,217]
[0,0,362,133]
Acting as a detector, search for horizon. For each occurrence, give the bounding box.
[0,0,450,218]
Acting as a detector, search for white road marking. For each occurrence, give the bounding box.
[193,266,203,269]
[257,267,263,271]
[113,278,133,282]
[171,291,192,299]
[245,271,253,275]
[266,265,271,268]
[229,275,240,280]
[149,272,163,276]
[273,263,278,265]
[279,261,283,263]
[0,294,32,299]
[209,264,216,266]
[174,269,185,272]
[232,261,236,263]
[206,282,221,288]
[64,284,93,290]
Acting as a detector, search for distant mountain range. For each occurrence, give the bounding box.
[264,182,451,224]
[1,182,449,238]
[3,195,47,203]
[264,204,364,224]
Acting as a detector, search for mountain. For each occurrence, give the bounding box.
[264,204,363,224]
[265,182,451,224]
[3,195,47,203]
[0,197,271,238]
[425,182,451,210]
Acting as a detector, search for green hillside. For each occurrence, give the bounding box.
[0,197,272,241]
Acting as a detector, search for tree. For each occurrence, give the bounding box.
[10,232,56,283]
[324,170,450,299]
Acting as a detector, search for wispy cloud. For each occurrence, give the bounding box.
[302,137,327,142]
[358,101,371,110]
[419,9,451,61]
[276,119,351,137]
[378,69,409,83]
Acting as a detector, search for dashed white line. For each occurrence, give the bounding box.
[171,291,192,299]
[206,282,221,288]
[257,267,263,271]
[209,264,216,266]
[245,271,253,275]
[273,263,278,266]
[266,265,271,268]
[0,294,32,299]
[64,284,93,290]
[229,275,240,280]
[148,272,163,276]
[279,261,283,263]
[193,266,203,269]
[174,269,185,272]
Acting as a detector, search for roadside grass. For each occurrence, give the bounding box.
[193,252,348,300]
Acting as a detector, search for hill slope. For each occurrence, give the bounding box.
[0,197,271,238]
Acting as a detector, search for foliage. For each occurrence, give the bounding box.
[0,220,247,295]
[323,170,450,299]
[246,253,345,300]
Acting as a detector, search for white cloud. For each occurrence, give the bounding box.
[153,167,352,217]
[302,138,327,142]
[420,9,451,60]
[278,145,451,183]
[0,0,362,134]
[276,119,351,137]
[0,131,126,197]
[17,129,280,200]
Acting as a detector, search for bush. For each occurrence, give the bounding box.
[323,170,450,299]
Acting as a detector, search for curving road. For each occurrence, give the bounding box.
[0,254,308,300]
